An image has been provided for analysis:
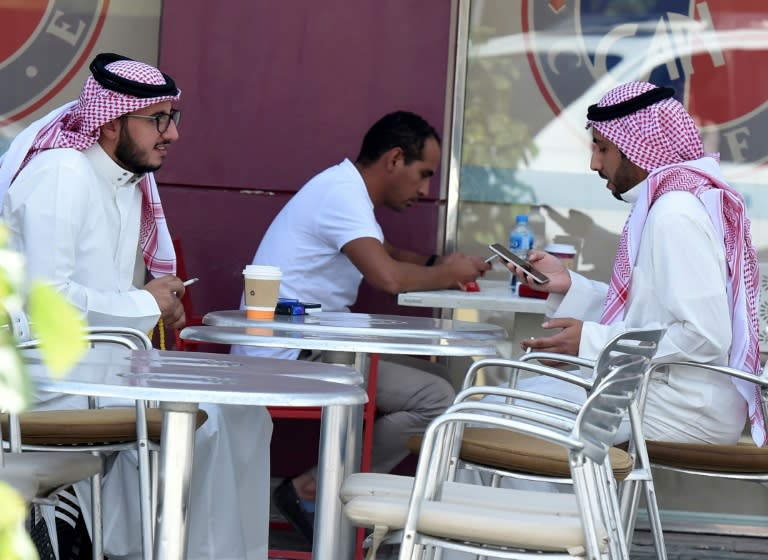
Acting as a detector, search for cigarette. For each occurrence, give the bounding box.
[183,277,199,287]
[485,254,499,263]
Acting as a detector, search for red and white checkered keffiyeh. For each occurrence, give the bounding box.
[587,81,764,446]
[0,58,179,277]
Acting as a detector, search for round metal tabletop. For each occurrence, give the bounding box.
[180,325,500,357]
[24,346,367,407]
[202,310,507,340]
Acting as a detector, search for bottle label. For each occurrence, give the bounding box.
[510,232,534,253]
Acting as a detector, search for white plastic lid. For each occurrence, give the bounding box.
[242,264,282,278]
[545,243,577,256]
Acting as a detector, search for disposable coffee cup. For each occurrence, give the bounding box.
[545,243,577,270]
[242,265,282,319]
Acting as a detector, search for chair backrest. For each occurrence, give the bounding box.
[172,237,204,351]
[590,328,663,384]
[17,326,152,351]
[172,237,199,321]
[574,353,649,464]
[9,328,154,451]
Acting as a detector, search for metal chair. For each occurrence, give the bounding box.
[454,328,667,556]
[623,360,768,539]
[343,351,650,559]
[341,329,667,559]
[0,413,102,506]
[5,327,207,560]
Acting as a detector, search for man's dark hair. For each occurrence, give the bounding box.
[356,111,440,166]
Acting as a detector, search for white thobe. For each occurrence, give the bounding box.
[544,187,746,444]
[2,144,272,560]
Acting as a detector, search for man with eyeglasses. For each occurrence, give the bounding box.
[1,52,185,330]
[0,53,271,560]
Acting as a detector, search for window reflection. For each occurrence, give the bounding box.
[453,0,768,274]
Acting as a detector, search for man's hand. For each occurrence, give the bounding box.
[513,250,572,294]
[436,253,492,287]
[143,275,186,330]
[521,317,583,356]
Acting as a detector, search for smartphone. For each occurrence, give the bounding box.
[488,243,550,284]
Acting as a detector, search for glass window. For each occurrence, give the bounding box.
[451,0,768,282]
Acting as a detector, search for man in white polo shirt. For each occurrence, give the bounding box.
[233,110,490,543]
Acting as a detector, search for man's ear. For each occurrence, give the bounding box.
[383,146,404,172]
[99,118,121,141]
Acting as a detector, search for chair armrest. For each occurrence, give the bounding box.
[462,357,593,391]
[84,326,153,350]
[447,400,575,433]
[649,361,767,387]
[519,352,595,369]
[414,410,584,498]
[18,327,152,351]
[455,385,582,416]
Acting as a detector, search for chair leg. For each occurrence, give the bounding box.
[572,464,612,560]
[151,448,159,536]
[90,453,104,560]
[135,400,154,560]
[601,461,630,560]
[619,479,641,545]
[624,404,667,560]
[642,477,668,560]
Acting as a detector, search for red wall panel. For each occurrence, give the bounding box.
[156,1,452,320]
[158,0,451,195]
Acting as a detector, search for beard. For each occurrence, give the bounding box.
[115,126,163,174]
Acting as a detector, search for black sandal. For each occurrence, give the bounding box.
[272,477,315,545]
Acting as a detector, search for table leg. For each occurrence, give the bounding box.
[135,399,153,560]
[314,351,364,560]
[336,353,368,558]
[313,403,355,560]
[153,402,199,560]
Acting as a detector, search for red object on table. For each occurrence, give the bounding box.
[518,284,548,299]
[462,281,480,292]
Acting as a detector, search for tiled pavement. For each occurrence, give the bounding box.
[268,478,768,559]
[269,524,768,559]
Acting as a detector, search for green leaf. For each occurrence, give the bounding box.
[0,482,38,560]
[27,282,87,376]
[0,339,31,413]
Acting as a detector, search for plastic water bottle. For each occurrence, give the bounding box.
[509,214,534,288]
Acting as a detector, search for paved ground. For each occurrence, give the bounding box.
[631,531,768,560]
[268,526,768,559]
[267,479,768,559]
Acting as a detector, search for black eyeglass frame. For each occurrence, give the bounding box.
[122,108,181,133]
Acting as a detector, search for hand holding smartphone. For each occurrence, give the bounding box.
[487,243,550,284]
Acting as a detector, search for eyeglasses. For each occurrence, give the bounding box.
[122,108,181,133]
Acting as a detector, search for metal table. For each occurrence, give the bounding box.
[182,312,505,560]
[398,279,551,356]
[182,325,501,357]
[202,310,508,339]
[397,278,548,314]
[23,346,366,560]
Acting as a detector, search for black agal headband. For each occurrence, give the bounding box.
[587,86,675,122]
[89,53,179,98]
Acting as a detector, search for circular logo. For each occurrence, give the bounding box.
[523,0,768,165]
[0,0,108,123]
